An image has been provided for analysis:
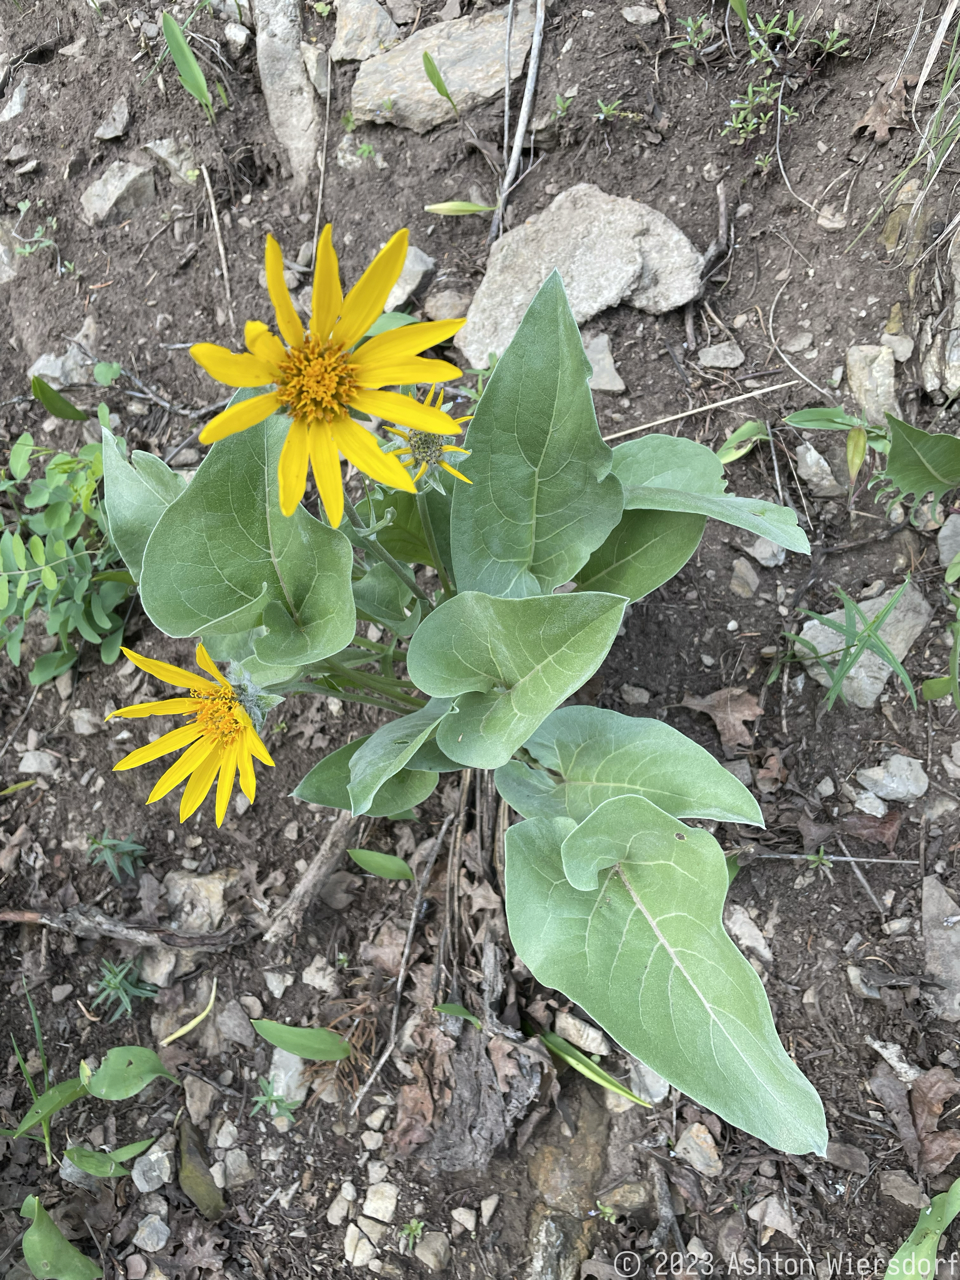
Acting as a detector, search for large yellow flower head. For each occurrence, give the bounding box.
[190,226,466,526]
[107,643,275,827]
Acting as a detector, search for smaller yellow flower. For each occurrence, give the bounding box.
[383,387,472,487]
[108,644,275,827]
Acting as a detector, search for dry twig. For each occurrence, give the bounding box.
[263,810,357,945]
[0,903,243,950]
[200,163,235,332]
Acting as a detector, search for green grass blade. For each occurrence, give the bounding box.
[161,12,213,113]
[422,51,457,113]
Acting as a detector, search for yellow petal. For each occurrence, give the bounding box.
[195,642,231,687]
[440,460,472,483]
[349,389,464,435]
[333,417,417,493]
[247,728,276,768]
[115,646,217,691]
[265,234,305,350]
[278,418,310,517]
[109,698,202,720]
[246,321,287,369]
[310,224,343,341]
[198,392,283,445]
[215,740,239,826]
[147,737,214,802]
[190,343,276,388]
[352,318,465,368]
[238,742,257,803]
[307,421,345,527]
[113,723,204,771]
[179,746,222,821]
[333,229,408,351]
[353,355,463,389]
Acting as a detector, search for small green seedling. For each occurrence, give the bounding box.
[672,14,715,61]
[356,142,376,160]
[342,110,357,132]
[250,1076,300,1122]
[552,92,574,119]
[86,830,148,882]
[423,200,496,216]
[400,1218,425,1249]
[314,1,331,12]
[422,50,458,117]
[809,26,849,57]
[161,12,216,123]
[93,362,122,388]
[594,1202,618,1224]
[7,985,54,1162]
[90,959,158,1023]
[716,419,768,466]
[806,847,832,872]
[595,98,623,122]
[755,151,774,177]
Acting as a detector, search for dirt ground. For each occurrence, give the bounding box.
[4,0,960,1276]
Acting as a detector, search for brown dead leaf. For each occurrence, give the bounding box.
[797,812,835,855]
[681,686,763,750]
[392,1060,435,1157]
[747,1194,798,1245]
[459,870,502,914]
[852,73,914,142]
[840,809,902,852]
[870,1063,921,1170]
[487,1034,524,1093]
[360,919,417,977]
[755,748,786,795]
[912,1066,960,1175]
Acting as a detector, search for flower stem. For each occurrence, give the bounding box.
[343,496,433,612]
[323,657,424,707]
[416,491,454,598]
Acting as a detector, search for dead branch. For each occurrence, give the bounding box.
[262,809,356,946]
[0,903,243,951]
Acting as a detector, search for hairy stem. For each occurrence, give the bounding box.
[343,495,433,612]
[416,491,454,598]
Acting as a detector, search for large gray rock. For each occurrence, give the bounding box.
[254,0,321,190]
[330,0,400,61]
[846,344,901,423]
[385,244,434,310]
[457,184,703,368]
[351,3,536,132]
[798,581,932,708]
[939,513,960,567]
[79,161,155,225]
[857,754,928,802]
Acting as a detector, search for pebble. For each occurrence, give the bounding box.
[780,331,814,354]
[795,442,844,498]
[70,708,102,735]
[125,1256,147,1280]
[414,1232,452,1273]
[385,245,435,311]
[214,1119,238,1149]
[132,1146,176,1194]
[480,1194,500,1225]
[620,683,650,705]
[698,340,745,369]
[554,1010,610,1057]
[854,791,888,818]
[224,1148,256,1188]
[367,1160,389,1182]
[939,514,960,568]
[326,1193,351,1225]
[452,1206,477,1233]
[0,83,27,123]
[225,21,250,57]
[729,557,759,599]
[341,1180,358,1202]
[79,161,155,225]
[239,994,263,1019]
[51,983,74,1004]
[216,999,255,1048]
[424,287,473,321]
[132,1216,170,1254]
[621,4,659,22]
[816,776,835,798]
[362,1181,399,1223]
[743,536,786,568]
[343,1223,376,1267]
[583,332,626,393]
[856,754,929,802]
[847,965,882,1000]
[846,343,901,421]
[94,96,130,140]
[881,332,915,362]
[362,1130,384,1151]
[60,1155,102,1194]
[723,903,773,965]
[674,1122,723,1177]
[264,970,294,998]
[18,751,57,776]
[365,1105,390,1131]
[185,1076,218,1126]
[330,0,400,60]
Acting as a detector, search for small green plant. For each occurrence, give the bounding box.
[595,98,623,122]
[754,151,774,177]
[808,25,849,57]
[250,1076,301,1122]
[552,92,574,119]
[422,50,458,117]
[595,1202,618,1224]
[161,11,217,123]
[356,142,376,160]
[722,77,794,143]
[86,830,148,882]
[90,959,158,1023]
[672,14,715,61]
[342,109,357,132]
[400,1218,425,1248]
[806,846,833,872]
[13,201,58,258]
[314,1,331,12]
[8,984,54,1163]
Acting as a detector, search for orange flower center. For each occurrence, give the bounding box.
[192,688,248,750]
[275,337,359,423]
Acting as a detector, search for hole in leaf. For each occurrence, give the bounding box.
[675,832,686,840]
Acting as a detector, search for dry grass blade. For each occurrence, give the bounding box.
[914,0,959,111]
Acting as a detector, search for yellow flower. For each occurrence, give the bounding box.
[383,387,472,486]
[190,225,466,525]
[108,643,275,827]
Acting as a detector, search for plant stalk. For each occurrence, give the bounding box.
[416,491,454,598]
[343,496,433,612]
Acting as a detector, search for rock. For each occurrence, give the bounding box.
[526,1209,593,1280]
[141,138,198,186]
[451,1206,476,1233]
[264,970,294,998]
[344,1224,376,1267]
[214,1119,238,1149]
[458,184,702,367]
[140,948,177,988]
[729,557,759,599]
[341,1180,358,1202]
[300,41,328,94]
[216,999,255,1047]
[0,217,19,286]
[164,869,234,932]
[185,1075,218,1125]
[923,876,960,1022]
[367,1160,388,1182]
[94,97,130,141]
[847,965,882,1000]
[267,1046,309,1125]
[528,1092,607,1215]
[601,1178,655,1217]
[224,21,250,57]
[255,0,321,190]
[939,514,960,568]
[675,1122,723,1177]
[629,1057,670,1104]
[362,1181,399,1223]
[743,536,786,567]
[330,0,400,61]
[583,332,625,392]
[386,0,416,18]
[60,1155,102,1194]
[723,903,773,965]
[621,4,659,23]
[70,708,102,736]
[795,442,845,497]
[51,983,74,1003]
[620,683,650,705]
[879,1170,929,1209]
[361,1129,384,1150]
[855,791,888,818]
[224,1148,255,1188]
[425,287,472,321]
[126,1255,147,1279]
[26,316,97,389]
[414,1232,451,1272]
[798,581,932,708]
[327,1192,351,1225]
[352,4,536,132]
[857,754,928,802]
[132,1145,176,1193]
[723,759,753,787]
[0,82,27,124]
[781,331,814,354]
[335,134,363,170]
[301,955,341,994]
[846,344,901,422]
[881,332,914,362]
[239,994,263,1019]
[79,161,155,225]
[18,751,57,775]
[825,1141,870,1176]
[132,1216,170,1254]
[384,245,434,311]
[698,340,745,369]
[554,1010,610,1057]
[365,1105,390,1131]
[480,1194,499,1224]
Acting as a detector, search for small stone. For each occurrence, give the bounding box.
[256,0,321,191]
[424,287,472,321]
[603,1179,654,1214]
[60,1155,102,1194]
[744,536,786,567]
[51,983,74,1004]
[480,1194,499,1225]
[282,820,299,840]
[729,557,760,599]
[267,1047,309,1127]
[362,1181,399,1223]
[367,1160,389,1182]
[224,1148,255,1188]
[341,1180,358,1202]
[343,1224,376,1267]
[264,970,294,998]
[216,999,255,1048]
[621,4,659,23]
[723,903,773,965]
[330,0,400,61]
[385,245,435,311]
[879,1170,929,1209]
[234,793,251,817]
[94,97,130,140]
[780,331,814,354]
[215,1119,238,1149]
[300,40,328,95]
[583,332,626,392]
[847,965,882,999]
[846,344,901,421]
[554,1010,610,1056]
[327,1192,351,1225]
[881,332,915,362]
[620,683,650,705]
[59,37,87,56]
[796,442,845,498]
[723,759,752,787]
[856,754,928,802]
[185,1076,218,1125]
[79,161,156,226]
[674,1122,723,1178]
[0,83,27,124]
[362,1130,384,1150]
[70,708,102,736]
[141,138,198,186]
[301,955,340,993]
[126,1256,147,1280]
[939,514,960,568]
[415,1232,452,1273]
[335,134,364,171]
[132,1146,175,1194]
[225,21,250,57]
[629,1058,670,1104]
[55,670,75,699]
[451,1206,477,1233]
[698,341,745,369]
[365,1105,390,1131]
[18,751,57,776]
[816,776,835,798]
[132,1216,170,1254]
[855,791,888,818]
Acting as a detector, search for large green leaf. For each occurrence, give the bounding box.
[252,1019,351,1060]
[140,415,356,667]
[874,414,960,522]
[101,426,186,581]
[14,1079,87,1138]
[504,807,827,1154]
[613,435,810,553]
[451,272,623,597]
[20,1197,102,1280]
[495,705,763,826]
[86,1047,177,1101]
[573,508,706,600]
[353,562,419,636]
[407,590,625,768]
[294,734,440,816]
[348,698,454,813]
[63,1139,153,1178]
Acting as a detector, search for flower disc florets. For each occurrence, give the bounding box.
[275,337,360,424]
